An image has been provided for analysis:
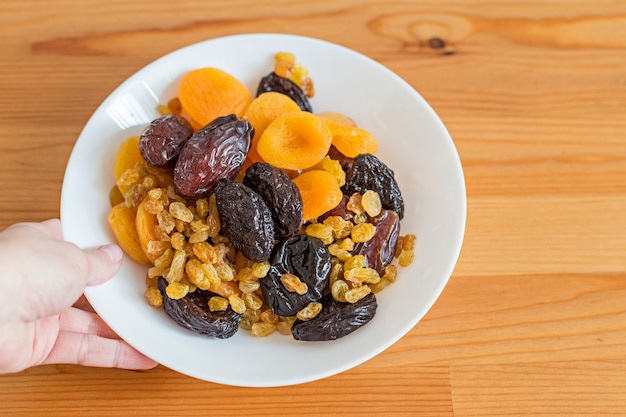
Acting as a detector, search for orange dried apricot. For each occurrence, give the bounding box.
[319,115,378,158]
[114,136,143,181]
[114,136,144,195]
[317,111,356,127]
[178,68,251,127]
[292,170,343,221]
[135,196,159,263]
[244,92,302,166]
[108,203,150,265]
[257,112,332,170]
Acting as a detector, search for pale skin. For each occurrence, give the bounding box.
[0,219,158,374]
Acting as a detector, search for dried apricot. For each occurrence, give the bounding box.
[257,112,332,170]
[292,170,343,221]
[135,196,160,263]
[114,136,143,194]
[317,111,356,127]
[244,92,301,165]
[108,203,150,265]
[320,117,378,158]
[178,68,251,127]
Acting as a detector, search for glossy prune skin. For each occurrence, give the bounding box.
[256,72,313,112]
[291,293,377,341]
[243,162,303,239]
[343,153,405,219]
[139,115,193,167]
[174,115,253,198]
[352,210,400,274]
[214,179,275,262]
[261,235,331,316]
[157,278,241,339]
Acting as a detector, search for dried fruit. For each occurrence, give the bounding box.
[113,136,144,187]
[157,278,242,339]
[174,115,253,198]
[260,235,331,316]
[320,116,379,158]
[257,112,332,171]
[242,162,303,239]
[139,115,193,167]
[344,153,405,219]
[178,67,251,126]
[291,293,377,341]
[352,210,400,274]
[214,179,275,262]
[256,72,313,112]
[108,203,150,264]
[292,170,343,221]
[244,92,301,166]
[135,197,160,263]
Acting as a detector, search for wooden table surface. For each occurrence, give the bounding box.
[2,1,626,415]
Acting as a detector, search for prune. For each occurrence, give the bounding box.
[256,72,313,112]
[291,293,377,341]
[174,115,253,198]
[343,153,405,219]
[260,235,331,316]
[243,162,303,238]
[157,278,241,339]
[139,115,193,167]
[352,210,400,274]
[214,179,275,262]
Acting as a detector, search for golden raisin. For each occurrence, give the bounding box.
[228,295,246,314]
[345,285,372,303]
[296,302,322,321]
[361,190,382,217]
[251,322,276,337]
[280,273,308,295]
[305,223,334,245]
[165,282,190,300]
[208,296,229,312]
[351,223,376,243]
[144,287,163,307]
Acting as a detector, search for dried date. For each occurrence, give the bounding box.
[242,162,303,239]
[139,115,193,167]
[260,235,331,316]
[157,278,241,339]
[291,293,377,341]
[343,153,405,219]
[352,209,400,274]
[256,72,313,112]
[214,179,275,262]
[174,114,253,198]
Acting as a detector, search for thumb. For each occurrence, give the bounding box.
[81,244,124,287]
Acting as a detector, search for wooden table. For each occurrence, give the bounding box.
[2,1,625,415]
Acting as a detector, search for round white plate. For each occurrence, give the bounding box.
[61,33,466,387]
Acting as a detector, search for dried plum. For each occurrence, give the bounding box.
[243,162,303,238]
[343,153,405,219]
[174,114,253,198]
[157,278,241,339]
[214,179,275,262]
[291,293,377,341]
[256,72,313,112]
[139,115,193,167]
[260,235,331,316]
[352,210,400,274]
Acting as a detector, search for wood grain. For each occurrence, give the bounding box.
[1,0,625,415]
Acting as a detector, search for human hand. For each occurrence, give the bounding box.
[0,219,158,373]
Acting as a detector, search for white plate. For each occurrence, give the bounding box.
[61,33,466,387]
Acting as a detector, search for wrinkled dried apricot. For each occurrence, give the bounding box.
[108,203,150,265]
[178,68,251,127]
[244,92,301,166]
[135,196,159,263]
[292,170,343,221]
[257,112,332,170]
[317,111,356,127]
[320,116,378,158]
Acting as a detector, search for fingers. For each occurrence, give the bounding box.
[42,331,158,370]
[58,307,118,339]
[80,243,124,286]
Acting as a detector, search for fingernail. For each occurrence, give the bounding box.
[100,244,123,263]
